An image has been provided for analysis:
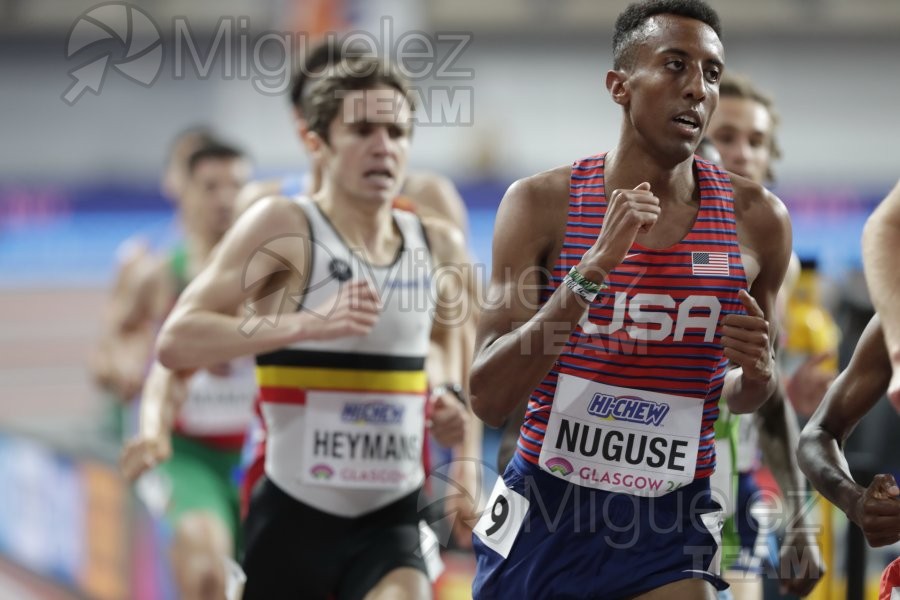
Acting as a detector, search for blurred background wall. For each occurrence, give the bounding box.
[3,0,899,285]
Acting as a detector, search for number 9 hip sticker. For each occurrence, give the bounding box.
[473,476,530,559]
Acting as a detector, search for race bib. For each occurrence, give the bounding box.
[301,391,425,490]
[538,373,703,497]
[473,477,530,559]
[179,359,257,435]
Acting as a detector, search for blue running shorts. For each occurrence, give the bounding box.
[472,454,728,599]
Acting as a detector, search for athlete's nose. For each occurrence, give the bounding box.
[683,65,706,103]
[370,126,391,155]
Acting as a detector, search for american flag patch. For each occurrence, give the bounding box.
[692,252,730,276]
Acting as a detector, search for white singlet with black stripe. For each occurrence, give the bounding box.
[255,196,434,517]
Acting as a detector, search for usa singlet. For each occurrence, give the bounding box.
[471,153,744,599]
[518,155,746,496]
[519,153,747,496]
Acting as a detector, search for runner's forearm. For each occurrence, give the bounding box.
[724,367,776,414]
[797,425,864,521]
[471,285,590,427]
[138,362,184,440]
[157,309,299,371]
[756,386,806,516]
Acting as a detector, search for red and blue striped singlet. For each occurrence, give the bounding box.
[519,153,747,494]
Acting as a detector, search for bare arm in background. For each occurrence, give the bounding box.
[798,315,900,547]
[754,245,823,597]
[862,180,900,408]
[120,361,189,481]
[756,385,824,596]
[725,179,793,414]
[424,218,473,449]
[730,175,822,594]
[425,218,483,546]
[90,246,170,400]
[403,171,470,237]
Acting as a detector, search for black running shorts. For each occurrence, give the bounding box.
[241,477,428,600]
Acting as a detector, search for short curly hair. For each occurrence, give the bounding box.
[301,56,414,144]
[613,0,722,69]
[289,36,375,112]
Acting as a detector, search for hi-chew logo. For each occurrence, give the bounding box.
[341,402,405,425]
[309,464,334,480]
[587,394,670,427]
[544,457,574,477]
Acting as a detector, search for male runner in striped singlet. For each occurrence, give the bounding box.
[862,180,900,409]
[706,74,823,598]
[117,141,256,600]
[156,57,473,599]
[798,314,900,548]
[469,1,792,598]
[235,38,480,545]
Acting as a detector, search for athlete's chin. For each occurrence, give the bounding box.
[671,141,700,164]
[716,161,745,177]
[355,189,396,206]
[371,182,404,201]
[654,143,697,167]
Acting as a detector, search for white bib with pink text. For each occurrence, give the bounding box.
[538,373,703,497]
[300,390,425,490]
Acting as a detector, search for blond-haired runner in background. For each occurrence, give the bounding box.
[706,73,825,598]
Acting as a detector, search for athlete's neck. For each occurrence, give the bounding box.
[182,231,220,272]
[604,145,698,205]
[310,162,324,195]
[313,189,400,266]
